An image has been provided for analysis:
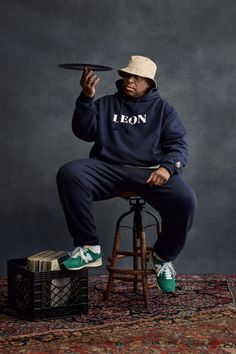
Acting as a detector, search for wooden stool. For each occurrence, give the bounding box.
[104,193,161,308]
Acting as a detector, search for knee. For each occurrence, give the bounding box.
[56,160,90,191]
[178,187,197,215]
[56,162,76,186]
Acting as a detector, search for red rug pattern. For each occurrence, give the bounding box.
[0,274,236,353]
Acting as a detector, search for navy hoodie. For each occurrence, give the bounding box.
[72,80,188,175]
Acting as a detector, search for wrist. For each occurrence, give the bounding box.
[77,91,94,103]
[159,164,174,176]
[82,90,95,98]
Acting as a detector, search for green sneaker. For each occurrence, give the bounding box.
[151,251,176,293]
[62,245,102,270]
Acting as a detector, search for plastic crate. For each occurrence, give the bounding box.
[7,258,88,321]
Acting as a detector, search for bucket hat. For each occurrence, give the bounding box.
[118,55,157,88]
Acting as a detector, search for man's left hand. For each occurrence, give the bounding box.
[146,167,171,187]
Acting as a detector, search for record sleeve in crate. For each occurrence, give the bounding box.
[7,258,88,321]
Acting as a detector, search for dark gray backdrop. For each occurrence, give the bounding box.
[1,0,235,276]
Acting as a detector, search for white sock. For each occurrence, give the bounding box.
[154,252,167,263]
[85,245,101,253]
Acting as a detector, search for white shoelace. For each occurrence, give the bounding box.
[156,262,176,279]
[69,247,92,263]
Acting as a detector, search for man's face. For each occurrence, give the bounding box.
[122,73,151,98]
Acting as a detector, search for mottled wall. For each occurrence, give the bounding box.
[1,0,235,275]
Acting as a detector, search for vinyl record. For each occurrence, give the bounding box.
[58,63,113,71]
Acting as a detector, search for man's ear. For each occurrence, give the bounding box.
[148,79,153,88]
[146,79,152,90]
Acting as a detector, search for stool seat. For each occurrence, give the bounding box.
[119,191,139,199]
[104,193,161,308]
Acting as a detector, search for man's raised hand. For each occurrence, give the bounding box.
[80,68,100,97]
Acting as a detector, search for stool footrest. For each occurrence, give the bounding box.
[111,250,152,257]
[107,266,155,275]
[112,276,145,283]
[107,255,125,262]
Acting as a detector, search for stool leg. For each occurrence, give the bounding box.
[104,228,121,300]
[133,206,145,293]
[134,205,150,308]
[133,221,139,292]
[140,230,149,309]
[104,197,158,309]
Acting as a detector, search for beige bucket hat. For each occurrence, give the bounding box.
[118,55,157,88]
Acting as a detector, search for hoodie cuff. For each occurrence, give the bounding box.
[159,163,175,176]
[77,91,94,104]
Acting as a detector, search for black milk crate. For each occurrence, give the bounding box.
[7,258,88,321]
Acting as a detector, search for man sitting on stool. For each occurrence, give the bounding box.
[57,55,197,294]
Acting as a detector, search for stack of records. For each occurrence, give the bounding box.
[27,250,68,272]
[27,250,71,307]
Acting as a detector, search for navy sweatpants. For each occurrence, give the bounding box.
[57,158,197,262]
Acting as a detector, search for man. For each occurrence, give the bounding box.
[57,55,197,293]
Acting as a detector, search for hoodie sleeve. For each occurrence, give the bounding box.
[72,91,98,142]
[159,105,188,175]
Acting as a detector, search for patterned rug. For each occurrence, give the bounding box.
[0,274,236,353]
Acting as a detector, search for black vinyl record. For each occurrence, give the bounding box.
[58,63,113,71]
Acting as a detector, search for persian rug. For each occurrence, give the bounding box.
[0,274,236,353]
